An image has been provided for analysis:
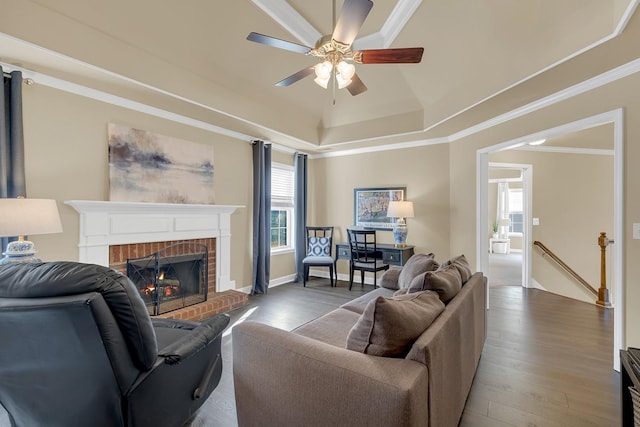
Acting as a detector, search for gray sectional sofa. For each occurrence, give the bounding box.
[232,254,487,427]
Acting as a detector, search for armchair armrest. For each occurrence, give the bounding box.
[233,321,428,427]
[154,314,229,365]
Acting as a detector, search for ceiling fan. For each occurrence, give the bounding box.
[247,0,424,96]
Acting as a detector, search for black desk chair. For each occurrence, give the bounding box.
[302,226,334,287]
[347,228,389,290]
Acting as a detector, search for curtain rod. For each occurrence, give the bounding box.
[2,72,36,85]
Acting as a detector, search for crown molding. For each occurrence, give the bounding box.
[354,0,423,49]
[250,0,321,47]
[6,51,636,161]
[448,57,640,144]
[251,0,423,51]
[2,0,638,159]
[514,146,614,156]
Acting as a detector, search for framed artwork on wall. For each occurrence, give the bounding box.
[108,123,215,204]
[353,187,406,230]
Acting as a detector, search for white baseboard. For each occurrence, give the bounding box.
[236,273,297,294]
[236,269,384,293]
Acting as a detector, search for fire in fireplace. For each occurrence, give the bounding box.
[126,243,208,315]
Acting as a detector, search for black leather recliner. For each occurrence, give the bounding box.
[0,261,230,427]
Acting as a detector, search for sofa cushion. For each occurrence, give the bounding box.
[340,287,395,314]
[378,266,402,290]
[408,264,462,303]
[378,253,438,290]
[439,254,472,284]
[294,308,362,348]
[346,290,445,357]
[398,253,439,289]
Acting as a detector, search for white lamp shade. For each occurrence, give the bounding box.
[387,201,414,219]
[498,218,511,227]
[0,198,63,237]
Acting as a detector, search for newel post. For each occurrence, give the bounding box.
[597,232,612,307]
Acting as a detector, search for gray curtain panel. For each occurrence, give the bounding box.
[293,152,308,283]
[0,68,26,252]
[251,140,271,294]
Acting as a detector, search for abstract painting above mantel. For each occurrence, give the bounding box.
[108,123,215,204]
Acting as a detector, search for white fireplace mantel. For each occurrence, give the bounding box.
[65,200,243,292]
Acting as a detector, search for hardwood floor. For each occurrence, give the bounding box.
[187,278,372,427]
[0,278,619,427]
[461,286,619,426]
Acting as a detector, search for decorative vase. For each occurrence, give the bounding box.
[393,219,408,247]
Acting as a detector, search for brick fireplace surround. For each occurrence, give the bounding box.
[65,201,248,321]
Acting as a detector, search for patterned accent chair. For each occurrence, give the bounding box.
[302,226,334,287]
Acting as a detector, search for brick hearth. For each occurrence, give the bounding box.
[109,238,247,321]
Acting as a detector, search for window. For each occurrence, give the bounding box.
[508,188,523,234]
[271,163,294,252]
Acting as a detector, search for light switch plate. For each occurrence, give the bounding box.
[634,223,640,240]
[532,218,540,226]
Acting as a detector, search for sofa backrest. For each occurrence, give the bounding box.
[404,272,486,427]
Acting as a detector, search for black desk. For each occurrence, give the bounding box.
[621,349,640,426]
[334,243,414,268]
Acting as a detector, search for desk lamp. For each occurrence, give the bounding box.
[387,201,414,247]
[0,198,63,264]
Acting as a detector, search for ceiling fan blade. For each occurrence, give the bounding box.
[347,73,368,96]
[275,67,315,87]
[247,32,312,55]
[353,47,424,64]
[332,0,373,47]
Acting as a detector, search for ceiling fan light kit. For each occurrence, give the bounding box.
[247,0,424,96]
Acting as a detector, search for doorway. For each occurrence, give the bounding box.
[487,163,531,288]
[475,109,624,370]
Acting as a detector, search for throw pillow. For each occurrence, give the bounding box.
[439,254,472,284]
[397,253,439,289]
[379,267,402,290]
[308,236,331,256]
[346,291,445,357]
[408,264,462,303]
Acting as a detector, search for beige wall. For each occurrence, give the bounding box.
[23,84,255,289]
[311,144,451,278]
[490,150,614,303]
[448,71,640,348]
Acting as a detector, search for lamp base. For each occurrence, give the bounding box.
[392,222,408,248]
[0,240,42,264]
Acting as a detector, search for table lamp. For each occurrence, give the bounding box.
[0,198,63,264]
[387,200,414,247]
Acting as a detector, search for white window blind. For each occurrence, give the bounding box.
[271,163,294,208]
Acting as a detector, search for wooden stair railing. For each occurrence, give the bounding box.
[597,232,612,307]
[533,235,612,307]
